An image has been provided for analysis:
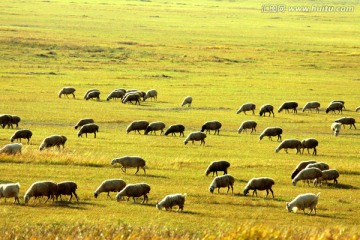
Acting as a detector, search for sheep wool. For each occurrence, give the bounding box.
[10,129,32,144]
[259,127,282,141]
[56,181,79,202]
[237,120,257,134]
[275,139,302,154]
[205,160,230,176]
[0,143,22,155]
[286,193,320,215]
[302,101,320,113]
[94,179,127,198]
[292,168,323,186]
[331,122,341,136]
[24,181,58,204]
[291,160,317,179]
[184,132,206,145]
[201,120,222,135]
[181,96,192,107]
[0,183,20,204]
[75,118,94,129]
[236,103,256,115]
[156,193,186,211]
[243,177,275,198]
[164,124,185,136]
[116,183,151,203]
[209,174,235,194]
[111,156,146,175]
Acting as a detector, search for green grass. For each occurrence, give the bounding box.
[0,0,360,239]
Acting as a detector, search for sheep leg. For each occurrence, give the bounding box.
[74,192,79,201]
[313,148,316,155]
[265,189,269,198]
[94,132,96,138]
[270,189,274,198]
[68,194,73,202]
[121,167,126,173]
[307,148,310,154]
[135,166,140,174]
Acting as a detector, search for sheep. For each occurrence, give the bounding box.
[164,124,185,136]
[144,121,166,135]
[292,168,323,186]
[10,115,21,128]
[181,96,192,107]
[356,106,360,112]
[305,162,329,171]
[275,139,302,154]
[94,179,127,199]
[143,89,157,101]
[334,117,356,129]
[77,123,99,138]
[302,101,320,113]
[278,101,298,113]
[58,87,76,98]
[301,138,319,155]
[184,131,206,145]
[10,129,32,144]
[126,120,149,134]
[122,92,141,105]
[259,104,275,117]
[205,160,230,176]
[326,102,344,114]
[83,89,99,99]
[24,181,58,204]
[286,193,320,215]
[85,90,100,101]
[259,127,282,141]
[0,143,22,155]
[243,177,275,198]
[331,122,341,136]
[201,120,222,135]
[156,193,186,211]
[331,100,345,106]
[56,181,79,202]
[313,169,340,186]
[0,183,20,204]
[74,118,94,129]
[209,174,235,194]
[291,160,317,179]
[39,135,67,151]
[237,120,257,134]
[111,156,146,175]
[0,114,11,128]
[115,183,151,203]
[107,90,125,101]
[236,103,256,115]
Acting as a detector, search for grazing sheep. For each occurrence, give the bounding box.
[24,181,58,204]
[10,129,32,144]
[237,120,257,134]
[126,120,149,134]
[275,139,302,154]
[286,193,320,215]
[209,174,235,194]
[356,106,360,112]
[122,93,141,105]
[115,183,151,203]
[326,102,344,114]
[331,100,345,106]
[331,122,341,136]
[181,96,192,107]
[10,115,21,128]
[201,120,222,135]
[83,89,99,99]
[302,101,320,113]
[243,177,275,198]
[156,193,186,211]
[301,138,319,155]
[85,90,100,101]
[144,121,166,135]
[291,160,317,179]
[305,162,329,171]
[278,101,298,113]
[236,103,256,115]
[111,156,146,175]
[39,135,67,151]
[77,123,99,138]
[94,179,127,199]
[56,181,79,202]
[205,160,230,176]
[58,87,76,98]
[334,117,356,129]
[107,90,125,101]
[259,104,275,117]
[184,131,206,145]
[259,127,282,141]
[313,169,340,186]
[0,143,22,155]
[164,124,185,136]
[74,118,94,129]
[0,114,11,128]
[0,183,20,204]
[144,89,157,101]
[292,168,323,186]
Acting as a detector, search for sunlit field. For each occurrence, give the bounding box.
[0,0,360,239]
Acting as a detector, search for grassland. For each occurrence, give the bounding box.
[0,0,360,239]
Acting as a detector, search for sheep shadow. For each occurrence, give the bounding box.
[323,183,358,189]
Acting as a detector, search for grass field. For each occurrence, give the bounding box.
[1,0,360,239]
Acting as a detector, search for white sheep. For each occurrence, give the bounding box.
[181,96,192,107]
[56,181,79,202]
[243,177,275,198]
[107,90,125,101]
[58,87,76,98]
[201,120,222,135]
[305,162,329,171]
[0,143,22,155]
[24,181,58,204]
[259,127,282,141]
[237,120,257,134]
[39,135,67,151]
[205,160,230,176]
[331,122,341,136]
[156,193,186,211]
[94,179,127,199]
[74,118,94,129]
[334,117,356,129]
[115,183,151,203]
[10,129,32,144]
[144,89,157,101]
[313,169,340,186]
[326,102,344,114]
[77,123,99,138]
[209,174,235,194]
[259,104,275,117]
[144,121,166,135]
[301,138,319,155]
[302,101,320,113]
[184,131,206,145]
[122,92,141,105]
[292,168,322,186]
[278,101,298,114]
[291,160,317,179]
[111,156,146,175]
[164,124,185,136]
[0,183,20,204]
[126,120,149,134]
[286,192,320,215]
[275,139,302,154]
[236,103,256,115]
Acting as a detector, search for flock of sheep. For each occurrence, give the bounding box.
[0,88,359,215]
